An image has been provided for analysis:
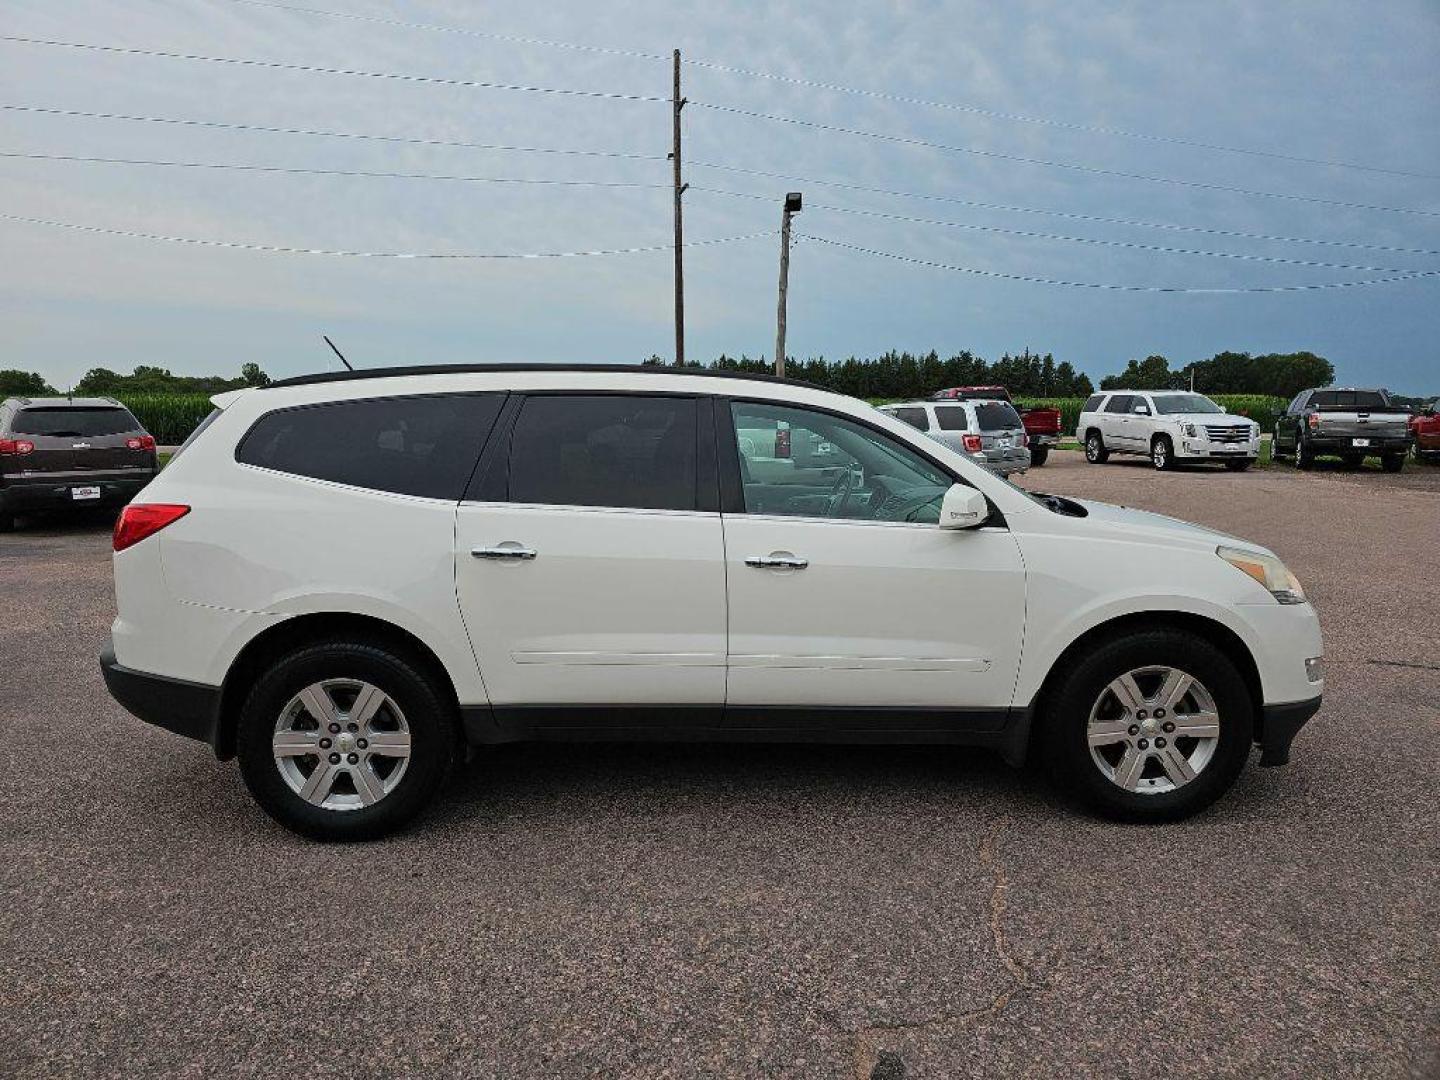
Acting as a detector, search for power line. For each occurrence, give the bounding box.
[0,150,666,189]
[0,104,666,163]
[693,187,1426,273]
[0,211,772,258]
[218,0,1437,181]
[686,162,1440,258]
[800,234,1440,293]
[12,100,1436,259]
[687,101,1440,219]
[0,35,668,103]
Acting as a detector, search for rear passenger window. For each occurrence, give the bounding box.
[890,407,929,430]
[506,395,697,511]
[933,406,969,431]
[1104,395,1133,414]
[237,394,503,500]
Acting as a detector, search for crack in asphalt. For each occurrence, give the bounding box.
[853,821,1036,1079]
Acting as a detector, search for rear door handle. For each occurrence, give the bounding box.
[745,554,808,569]
[471,544,537,561]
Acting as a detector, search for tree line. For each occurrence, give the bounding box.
[1099,351,1336,398]
[0,363,271,398]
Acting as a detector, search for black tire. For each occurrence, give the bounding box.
[1028,444,1049,467]
[1381,453,1404,473]
[1151,435,1174,471]
[1269,428,1286,461]
[237,641,459,840]
[1296,437,1315,470]
[1084,430,1109,464]
[1040,629,1255,822]
[1224,459,1251,472]
[0,512,13,533]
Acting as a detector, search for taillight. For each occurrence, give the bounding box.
[774,429,792,458]
[1020,432,1029,447]
[126,434,157,451]
[1306,413,1320,430]
[962,434,983,453]
[0,438,35,455]
[114,503,190,552]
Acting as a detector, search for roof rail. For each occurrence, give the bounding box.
[264,362,824,392]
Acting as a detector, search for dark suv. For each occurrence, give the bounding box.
[0,397,159,531]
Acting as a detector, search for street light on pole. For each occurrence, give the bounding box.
[774,192,802,378]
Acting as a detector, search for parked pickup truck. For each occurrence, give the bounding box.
[931,386,1063,465]
[1410,401,1440,463]
[1272,387,1411,472]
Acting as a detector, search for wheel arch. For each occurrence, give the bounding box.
[214,612,462,760]
[1025,610,1263,763]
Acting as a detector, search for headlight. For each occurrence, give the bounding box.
[1217,545,1306,604]
[1183,423,1199,437]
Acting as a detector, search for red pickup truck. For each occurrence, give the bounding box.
[931,386,1063,465]
[1411,401,1440,462]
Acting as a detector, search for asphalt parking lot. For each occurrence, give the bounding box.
[2,452,1437,1079]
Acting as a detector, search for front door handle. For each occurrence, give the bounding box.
[745,554,808,569]
[471,544,537,561]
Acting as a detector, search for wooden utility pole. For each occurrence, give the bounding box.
[670,50,687,366]
[774,192,802,378]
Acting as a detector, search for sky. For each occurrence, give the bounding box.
[2,0,1438,395]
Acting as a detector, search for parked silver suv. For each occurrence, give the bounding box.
[878,399,1030,477]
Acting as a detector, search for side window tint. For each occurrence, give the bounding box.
[933,406,969,431]
[507,394,697,511]
[730,402,953,524]
[1104,395,1133,414]
[237,394,503,500]
[891,406,929,430]
[1082,394,1104,412]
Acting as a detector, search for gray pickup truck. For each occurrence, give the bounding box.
[1271,387,1411,472]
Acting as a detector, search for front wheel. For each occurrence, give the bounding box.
[1151,435,1175,471]
[237,641,459,840]
[1028,444,1049,467]
[1041,630,1254,821]
[1084,432,1109,464]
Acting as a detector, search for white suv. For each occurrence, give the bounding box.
[1077,390,1261,471]
[876,399,1030,477]
[102,365,1322,838]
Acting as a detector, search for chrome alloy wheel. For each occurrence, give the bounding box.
[1086,666,1220,795]
[272,679,412,811]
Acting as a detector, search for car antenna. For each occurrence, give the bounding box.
[322,334,354,371]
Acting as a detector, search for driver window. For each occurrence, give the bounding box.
[729,402,953,523]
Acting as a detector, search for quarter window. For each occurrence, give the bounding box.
[890,406,929,430]
[933,406,970,431]
[730,402,953,524]
[506,394,697,511]
[237,394,503,500]
[1082,394,1104,412]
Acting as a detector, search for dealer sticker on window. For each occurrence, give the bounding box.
[71,486,101,501]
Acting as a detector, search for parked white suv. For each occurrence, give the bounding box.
[876,399,1030,477]
[1077,390,1261,471]
[102,365,1322,838]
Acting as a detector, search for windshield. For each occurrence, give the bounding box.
[974,402,1024,430]
[1152,394,1222,415]
[11,406,139,436]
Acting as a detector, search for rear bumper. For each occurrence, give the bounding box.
[1306,435,1410,454]
[101,639,222,752]
[1257,695,1322,767]
[1027,433,1061,447]
[974,450,1030,476]
[1,475,153,512]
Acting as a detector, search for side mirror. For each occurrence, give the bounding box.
[939,484,988,530]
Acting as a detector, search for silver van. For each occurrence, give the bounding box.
[879,399,1030,477]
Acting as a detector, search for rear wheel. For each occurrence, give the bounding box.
[1084,431,1109,464]
[1381,453,1405,473]
[1296,437,1315,470]
[1028,444,1049,467]
[1151,435,1175,471]
[237,641,459,840]
[1042,630,1254,821]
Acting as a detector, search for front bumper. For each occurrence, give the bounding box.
[1177,439,1259,461]
[1,475,152,512]
[1258,695,1322,767]
[101,639,222,752]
